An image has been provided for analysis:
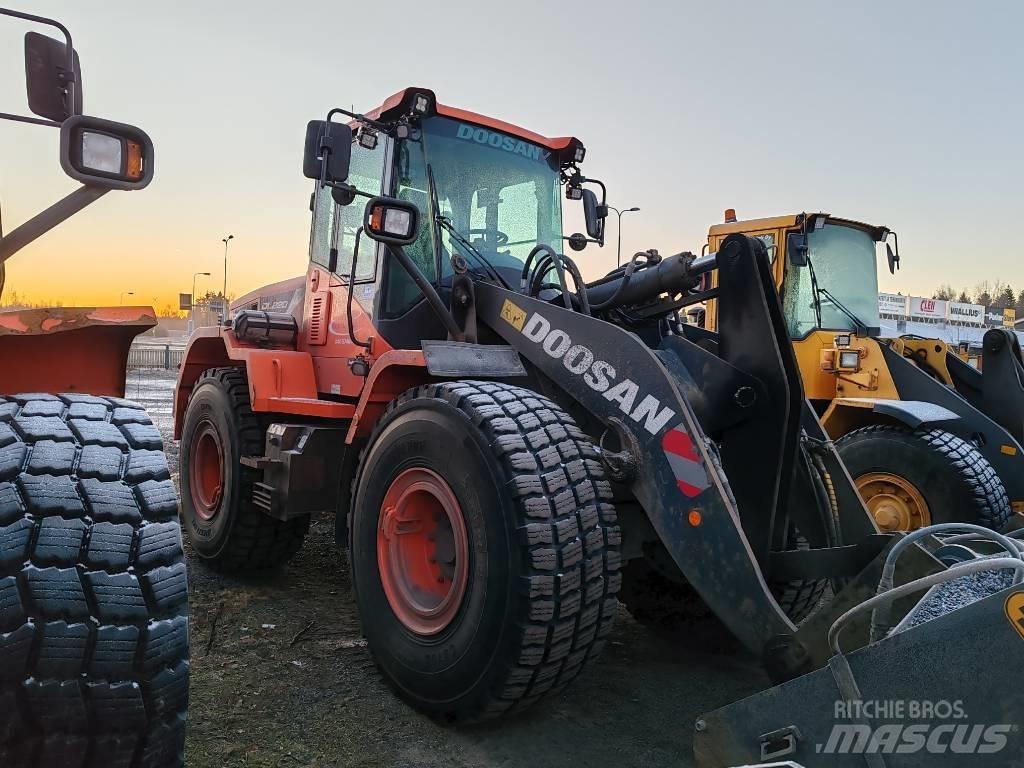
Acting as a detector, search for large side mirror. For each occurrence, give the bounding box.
[787,231,809,267]
[582,188,606,242]
[303,120,353,183]
[59,115,153,190]
[362,196,420,246]
[886,242,899,274]
[24,31,82,122]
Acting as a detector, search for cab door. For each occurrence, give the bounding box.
[302,134,391,399]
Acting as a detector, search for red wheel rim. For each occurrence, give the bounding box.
[190,421,225,521]
[376,467,469,635]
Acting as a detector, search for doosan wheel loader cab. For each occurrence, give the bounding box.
[707,212,1024,534]
[0,7,189,766]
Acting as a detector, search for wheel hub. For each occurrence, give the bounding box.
[855,472,931,531]
[376,467,469,635]
[190,421,225,521]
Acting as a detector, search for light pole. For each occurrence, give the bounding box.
[221,234,233,321]
[190,271,211,335]
[119,291,134,305]
[607,206,640,267]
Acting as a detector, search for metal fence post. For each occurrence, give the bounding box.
[164,345,170,370]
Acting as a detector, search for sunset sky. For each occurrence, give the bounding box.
[1,0,1022,310]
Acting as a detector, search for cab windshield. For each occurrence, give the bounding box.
[781,223,882,338]
[394,116,563,284]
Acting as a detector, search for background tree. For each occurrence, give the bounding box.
[932,284,955,301]
[975,280,993,307]
[991,281,1013,309]
[956,289,972,304]
[1016,290,1024,317]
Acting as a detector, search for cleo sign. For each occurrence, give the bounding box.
[909,297,947,320]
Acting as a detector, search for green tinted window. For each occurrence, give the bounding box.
[309,141,385,280]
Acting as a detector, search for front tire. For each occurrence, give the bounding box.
[350,381,621,722]
[837,425,1011,531]
[179,367,309,571]
[0,393,189,767]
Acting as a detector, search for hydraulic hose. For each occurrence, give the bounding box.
[868,522,1024,642]
[831,557,1024,653]
[584,251,704,311]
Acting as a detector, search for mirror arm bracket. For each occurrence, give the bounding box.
[0,184,107,265]
[0,111,61,128]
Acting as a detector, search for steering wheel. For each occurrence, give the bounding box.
[467,228,509,248]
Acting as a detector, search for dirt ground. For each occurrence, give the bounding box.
[125,369,766,768]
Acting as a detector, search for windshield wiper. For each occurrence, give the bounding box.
[805,252,824,330]
[818,287,870,336]
[426,164,510,289]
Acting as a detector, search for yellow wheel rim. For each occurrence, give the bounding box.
[855,472,931,532]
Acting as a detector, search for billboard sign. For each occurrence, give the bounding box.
[1004,308,1017,328]
[986,310,1004,327]
[878,293,908,316]
[179,293,192,311]
[948,301,985,325]
[909,296,946,320]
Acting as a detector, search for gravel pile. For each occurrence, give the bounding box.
[900,556,1016,630]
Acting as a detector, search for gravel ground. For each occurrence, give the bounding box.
[125,369,766,768]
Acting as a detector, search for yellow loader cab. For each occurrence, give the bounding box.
[707,212,1024,533]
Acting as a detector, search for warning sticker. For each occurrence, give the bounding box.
[500,299,526,331]
[1005,592,1024,640]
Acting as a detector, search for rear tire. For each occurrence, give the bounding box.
[837,425,1011,531]
[179,367,309,571]
[350,381,621,722]
[0,393,189,767]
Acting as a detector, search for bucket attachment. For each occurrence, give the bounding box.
[695,524,1024,767]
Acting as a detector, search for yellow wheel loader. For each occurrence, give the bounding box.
[706,212,1024,534]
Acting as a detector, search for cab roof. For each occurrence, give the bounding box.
[364,87,584,155]
[708,212,890,242]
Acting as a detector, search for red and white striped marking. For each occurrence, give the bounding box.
[662,426,710,498]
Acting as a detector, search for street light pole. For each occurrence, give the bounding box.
[119,291,134,305]
[190,271,211,335]
[607,206,640,268]
[221,234,233,321]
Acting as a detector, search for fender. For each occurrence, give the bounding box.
[173,326,355,439]
[821,396,961,436]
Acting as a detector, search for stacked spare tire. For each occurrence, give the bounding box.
[0,394,189,767]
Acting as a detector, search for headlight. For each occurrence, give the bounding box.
[363,196,421,246]
[839,350,861,370]
[60,115,154,190]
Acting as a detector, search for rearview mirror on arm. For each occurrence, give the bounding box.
[787,231,808,267]
[582,188,606,243]
[303,120,353,184]
[24,29,82,122]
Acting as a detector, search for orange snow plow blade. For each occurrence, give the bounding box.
[0,305,156,397]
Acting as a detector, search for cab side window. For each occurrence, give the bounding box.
[308,139,386,280]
